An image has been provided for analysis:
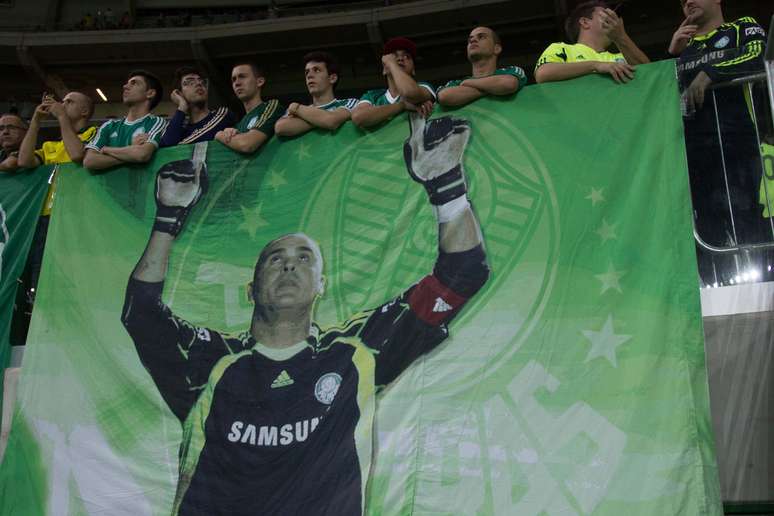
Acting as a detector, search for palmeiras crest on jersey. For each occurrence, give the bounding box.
[315,372,342,405]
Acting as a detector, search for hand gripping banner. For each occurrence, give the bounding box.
[0,60,722,515]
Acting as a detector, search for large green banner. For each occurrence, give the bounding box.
[0,60,721,515]
[0,168,48,373]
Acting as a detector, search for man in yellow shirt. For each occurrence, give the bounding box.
[535,0,649,84]
[16,91,96,303]
[18,91,96,215]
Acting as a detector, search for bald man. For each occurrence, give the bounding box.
[18,91,96,170]
[16,91,97,301]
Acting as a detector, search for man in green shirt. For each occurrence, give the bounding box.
[84,70,167,171]
[215,63,283,154]
[351,37,435,129]
[437,26,527,107]
[275,51,358,137]
[535,1,649,84]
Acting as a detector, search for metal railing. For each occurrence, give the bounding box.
[691,73,773,254]
[685,66,774,288]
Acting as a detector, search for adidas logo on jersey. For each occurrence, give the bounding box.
[432,297,452,313]
[271,370,294,388]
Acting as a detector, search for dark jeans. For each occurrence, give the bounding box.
[9,215,50,345]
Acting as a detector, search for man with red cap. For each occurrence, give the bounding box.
[351,37,435,129]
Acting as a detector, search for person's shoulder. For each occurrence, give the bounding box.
[732,16,762,27]
[81,125,98,140]
[540,41,567,54]
[212,106,230,118]
[259,98,284,118]
[208,106,238,127]
[322,98,358,111]
[536,42,571,69]
[441,77,465,87]
[358,89,387,103]
[319,310,373,340]
[97,118,121,129]
[341,97,359,110]
[497,65,527,77]
[733,16,766,37]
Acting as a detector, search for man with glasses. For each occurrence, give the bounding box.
[160,66,237,147]
[351,37,435,129]
[0,114,28,171]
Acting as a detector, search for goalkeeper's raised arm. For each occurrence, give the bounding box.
[404,112,484,254]
[401,112,489,320]
[130,154,208,283]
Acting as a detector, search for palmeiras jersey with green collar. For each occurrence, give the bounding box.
[86,113,167,151]
[235,99,284,136]
[357,82,436,107]
[122,246,488,515]
[436,66,528,95]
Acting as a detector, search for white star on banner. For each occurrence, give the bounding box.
[586,187,605,206]
[238,203,269,239]
[596,219,617,243]
[267,168,288,190]
[296,142,311,161]
[582,315,632,368]
[594,263,625,294]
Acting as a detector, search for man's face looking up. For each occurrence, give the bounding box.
[253,234,324,312]
[62,92,91,122]
[305,61,336,97]
[467,27,499,62]
[123,75,152,107]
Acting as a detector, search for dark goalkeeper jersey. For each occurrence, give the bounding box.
[676,17,766,130]
[121,260,483,515]
[676,17,765,88]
